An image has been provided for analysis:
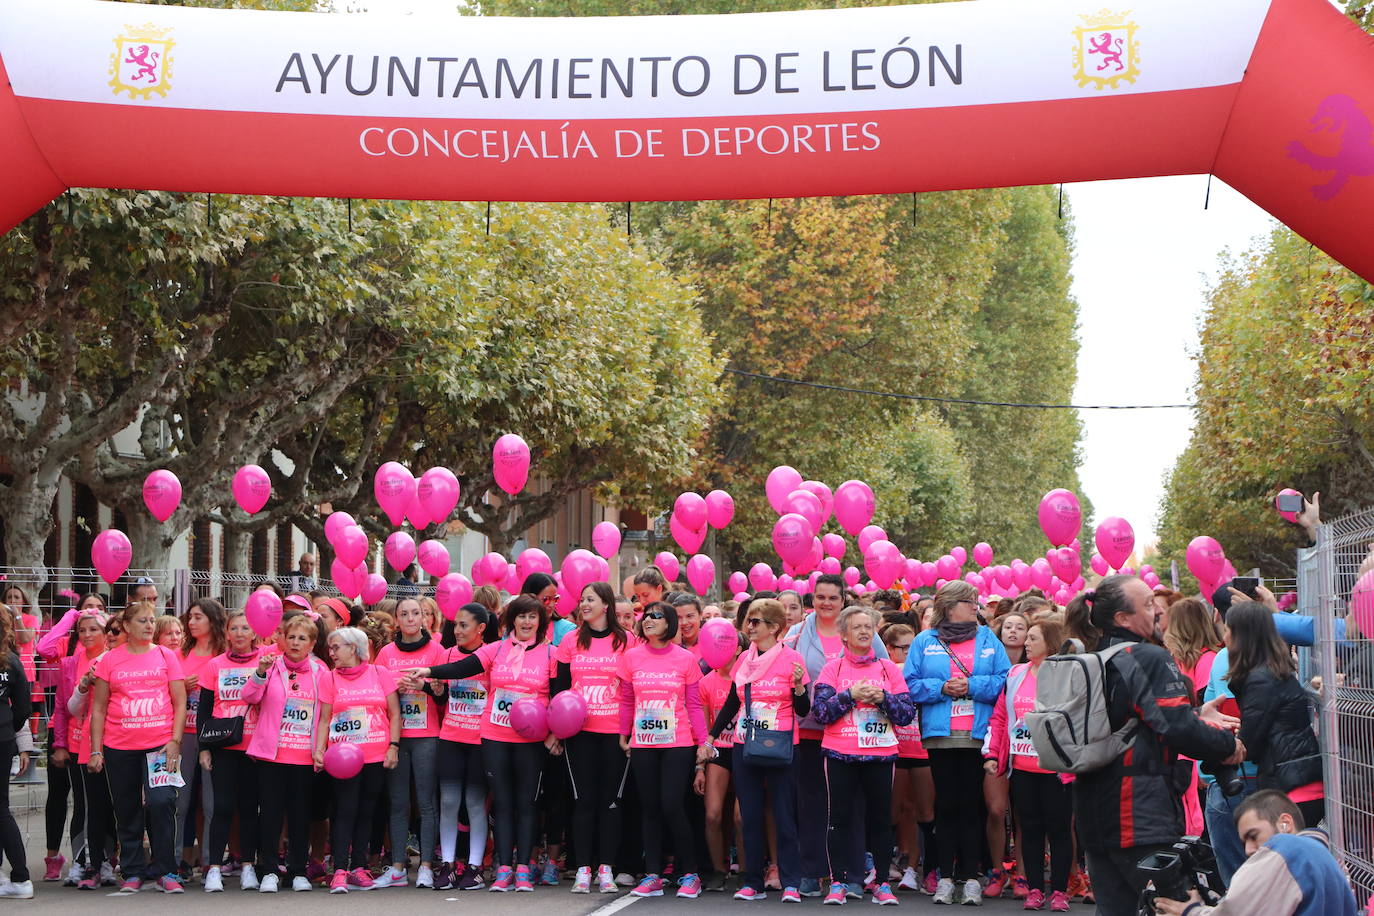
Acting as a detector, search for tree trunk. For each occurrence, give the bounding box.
[122,505,178,573]
[0,472,59,574]
[222,528,250,575]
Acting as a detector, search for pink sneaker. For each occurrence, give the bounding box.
[348,867,373,889]
[734,886,766,900]
[922,870,939,895]
[871,883,898,905]
[1049,890,1070,912]
[985,870,1007,898]
[514,865,534,892]
[676,874,702,898]
[1023,888,1045,910]
[824,882,847,905]
[781,887,802,903]
[329,869,349,894]
[488,866,514,892]
[44,854,64,882]
[1013,876,1030,898]
[631,875,664,897]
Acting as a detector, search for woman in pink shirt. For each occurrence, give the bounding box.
[49,607,105,887]
[553,582,630,894]
[616,600,712,899]
[88,600,187,894]
[242,612,329,893]
[812,606,916,907]
[315,625,401,894]
[984,618,1073,912]
[174,597,225,883]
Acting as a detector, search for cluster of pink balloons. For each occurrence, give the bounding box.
[324,511,370,600]
[375,462,461,531]
[1185,535,1236,598]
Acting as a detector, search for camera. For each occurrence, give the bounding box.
[1200,760,1246,797]
[1137,839,1223,914]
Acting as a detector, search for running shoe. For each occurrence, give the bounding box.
[43,854,64,882]
[984,870,1007,898]
[64,864,84,887]
[931,878,955,905]
[100,862,117,886]
[416,865,434,889]
[616,872,637,887]
[734,886,766,901]
[823,882,848,905]
[457,863,485,890]
[258,874,279,894]
[764,864,781,891]
[373,865,408,888]
[348,867,374,889]
[240,863,259,890]
[871,883,898,906]
[597,865,618,894]
[292,876,312,892]
[540,859,559,886]
[0,881,33,899]
[1048,890,1070,912]
[960,878,983,905]
[306,860,328,885]
[847,882,864,899]
[781,887,802,903]
[800,878,824,897]
[120,876,143,893]
[631,874,664,897]
[514,864,534,892]
[77,876,98,891]
[1023,889,1045,910]
[1013,876,1031,899]
[898,867,920,891]
[676,873,702,898]
[573,866,592,893]
[489,866,514,892]
[433,862,454,890]
[204,866,224,893]
[329,870,349,894]
[923,870,940,895]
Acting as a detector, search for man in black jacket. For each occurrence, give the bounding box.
[1073,575,1245,915]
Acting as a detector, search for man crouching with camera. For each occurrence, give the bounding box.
[1155,790,1357,915]
[1067,575,1244,915]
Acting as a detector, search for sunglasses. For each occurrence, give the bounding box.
[745,617,767,628]
[891,643,912,651]
[643,611,666,620]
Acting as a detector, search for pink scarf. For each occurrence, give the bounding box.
[734,641,783,687]
[501,635,539,678]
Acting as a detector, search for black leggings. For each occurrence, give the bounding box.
[46,749,74,852]
[630,745,696,876]
[257,761,314,879]
[1011,770,1073,894]
[105,744,177,880]
[207,748,258,866]
[77,763,113,869]
[0,742,28,883]
[481,739,545,867]
[566,731,627,869]
[331,762,386,871]
[824,755,894,885]
[928,746,986,881]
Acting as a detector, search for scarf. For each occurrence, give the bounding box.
[936,620,978,643]
[335,662,369,680]
[227,649,258,664]
[393,630,432,652]
[501,635,539,678]
[734,642,783,687]
[843,650,878,667]
[282,654,312,673]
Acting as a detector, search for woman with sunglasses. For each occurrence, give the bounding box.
[881,623,934,893]
[404,595,556,892]
[704,598,810,902]
[616,600,711,899]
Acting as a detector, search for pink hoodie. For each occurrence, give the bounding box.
[241,654,329,765]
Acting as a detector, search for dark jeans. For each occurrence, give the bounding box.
[481,739,545,867]
[1204,778,1256,885]
[331,762,386,871]
[257,761,314,878]
[928,746,985,881]
[0,741,28,882]
[104,744,178,879]
[566,731,626,869]
[630,745,696,876]
[796,738,863,883]
[207,748,258,866]
[1084,843,1172,916]
[824,755,894,885]
[1012,770,1073,893]
[734,744,802,890]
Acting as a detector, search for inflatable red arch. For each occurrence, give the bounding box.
[3,0,1374,281]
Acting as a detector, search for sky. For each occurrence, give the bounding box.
[1065,176,1277,549]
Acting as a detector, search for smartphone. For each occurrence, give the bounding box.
[1277,491,1303,514]
[1232,576,1261,598]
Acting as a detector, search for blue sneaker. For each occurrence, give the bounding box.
[799,878,823,897]
[846,882,863,899]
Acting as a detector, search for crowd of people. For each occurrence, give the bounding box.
[0,556,1357,914]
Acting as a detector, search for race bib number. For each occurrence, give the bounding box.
[217,667,251,702]
[146,750,185,789]
[330,708,369,744]
[400,691,427,731]
[949,698,975,719]
[186,691,200,716]
[634,701,676,746]
[281,697,314,738]
[1011,719,1037,760]
[489,688,527,729]
[448,680,486,718]
[854,707,897,749]
[742,701,779,732]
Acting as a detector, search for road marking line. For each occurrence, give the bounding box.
[587,893,641,916]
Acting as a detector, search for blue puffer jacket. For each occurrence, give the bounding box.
[903,626,1009,741]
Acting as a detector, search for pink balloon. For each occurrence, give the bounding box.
[1037,488,1083,547]
[1143,573,1161,589]
[1185,536,1226,585]
[799,481,834,525]
[699,618,739,670]
[733,591,751,602]
[323,743,364,780]
[1089,553,1110,576]
[232,464,272,515]
[142,470,182,522]
[843,566,860,587]
[373,461,415,527]
[492,434,531,496]
[993,565,1013,589]
[749,563,776,592]
[473,552,507,587]
[592,521,622,559]
[1049,547,1080,584]
[705,490,735,529]
[1054,589,1072,606]
[1071,576,1087,593]
[1275,488,1303,524]
[361,573,388,605]
[516,547,553,582]
[783,489,825,534]
[92,529,133,585]
[331,559,366,600]
[819,556,841,575]
[405,489,431,531]
[1219,559,1238,584]
[548,691,588,740]
[864,540,902,589]
[335,525,369,569]
[728,571,748,594]
[435,573,473,619]
[951,546,968,566]
[964,571,985,591]
[654,552,680,583]
[1094,517,1135,570]
[833,480,876,536]
[766,466,804,514]
[673,493,708,533]
[324,511,356,545]
[776,574,795,592]
[503,563,522,594]
[418,539,451,578]
[936,554,960,581]
[686,554,716,595]
[509,698,549,741]
[972,542,993,569]
[384,532,416,573]
[417,467,461,524]
[1030,558,1054,591]
[555,589,578,618]
[670,513,707,554]
[772,513,814,566]
[904,558,923,587]
[1351,569,1374,639]
[822,533,847,561]
[857,525,887,554]
[1010,561,1032,591]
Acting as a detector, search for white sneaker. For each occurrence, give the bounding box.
[259,874,279,894]
[898,867,920,891]
[64,864,84,887]
[373,866,407,888]
[616,872,636,887]
[99,862,116,886]
[597,866,618,894]
[239,864,259,891]
[0,881,33,899]
[204,867,224,893]
[572,866,591,893]
[932,878,955,905]
[292,876,312,892]
[960,879,982,906]
[416,865,434,889]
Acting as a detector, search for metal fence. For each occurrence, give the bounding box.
[1300,506,1374,907]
